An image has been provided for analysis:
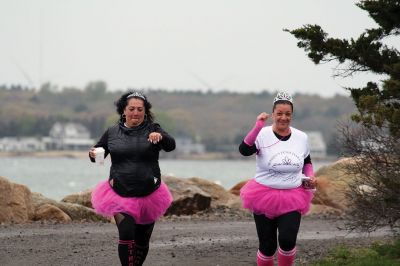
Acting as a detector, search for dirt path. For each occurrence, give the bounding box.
[0,217,393,266]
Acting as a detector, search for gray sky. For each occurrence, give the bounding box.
[0,0,397,97]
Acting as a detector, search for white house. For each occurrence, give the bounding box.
[305,131,327,159]
[43,122,94,150]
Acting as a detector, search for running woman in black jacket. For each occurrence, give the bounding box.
[89,91,175,266]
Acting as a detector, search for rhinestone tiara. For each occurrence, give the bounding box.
[127,91,146,100]
[273,92,293,104]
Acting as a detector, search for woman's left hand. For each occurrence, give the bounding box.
[302,176,317,189]
[148,132,163,144]
[307,176,317,189]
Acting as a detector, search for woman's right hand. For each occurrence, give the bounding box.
[257,112,269,122]
[89,147,96,158]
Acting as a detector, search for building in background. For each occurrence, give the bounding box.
[0,137,45,152]
[43,122,94,150]
[306,131,327,159]
[0,123,94,152]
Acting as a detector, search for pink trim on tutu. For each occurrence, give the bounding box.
[240,179,313,219]
[91,180,173,224]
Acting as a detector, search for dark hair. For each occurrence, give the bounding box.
[272,100,293,112]
[114,91,154,122]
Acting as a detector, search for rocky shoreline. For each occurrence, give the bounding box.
[1,158,355,225]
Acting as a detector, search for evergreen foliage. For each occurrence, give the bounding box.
[286,0,400,137]
[286,0,400,232]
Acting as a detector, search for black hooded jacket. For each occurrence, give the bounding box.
[91,120,175,197]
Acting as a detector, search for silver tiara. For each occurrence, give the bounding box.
[273,92,293,104]
[127,91,146,100]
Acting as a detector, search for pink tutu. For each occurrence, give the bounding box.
[91,180,173,224]
[240,179,313,219]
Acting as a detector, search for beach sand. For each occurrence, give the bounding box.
[0,216,393,266]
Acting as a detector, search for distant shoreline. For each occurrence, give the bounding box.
[0,150,235,160]
[0,150,339,162]
[0,150,90,159]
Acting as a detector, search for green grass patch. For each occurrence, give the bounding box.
[310,239,400,266]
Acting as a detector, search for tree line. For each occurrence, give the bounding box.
[0,82,354,155]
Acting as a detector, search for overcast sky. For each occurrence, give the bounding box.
[0,0,397,97]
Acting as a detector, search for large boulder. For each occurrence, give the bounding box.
[188,177,242,209]
[61,188,93,208]
[34,203,72,223]
[0,176,34,223]
[315,157,357,181]
[312,176,347,210]
[163,175,212,215]
[313,157,358,211]
[229,180,248,196]
[32,192,107,222]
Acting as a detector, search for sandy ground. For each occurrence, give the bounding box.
[0,216,393,266]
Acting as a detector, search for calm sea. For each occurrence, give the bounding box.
[0,157,333,200]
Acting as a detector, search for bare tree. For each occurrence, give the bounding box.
[338,120,400,232]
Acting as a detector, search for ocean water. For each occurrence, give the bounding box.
[0,157,333,200]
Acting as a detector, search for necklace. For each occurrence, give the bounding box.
[259,128,291,150]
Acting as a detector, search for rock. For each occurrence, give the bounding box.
[315,157,357,181]
[34,203,72,223]
[313,176,347,210]
[229,180,248,196]
[57,202,107,222]
[61,189,93,208]
[32,192,107,222]
[0,176,34,223]
[358,184,375,194]
[313,157,359,212]
[163,175,212,215]
[188,177,242,209]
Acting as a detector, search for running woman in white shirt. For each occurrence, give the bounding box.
[239,92,316,266]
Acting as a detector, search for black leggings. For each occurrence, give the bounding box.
[115,213,154,244]
[254,211,301,256]
[115,213,154,266]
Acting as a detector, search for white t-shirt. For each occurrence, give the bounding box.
[254,126,310,189]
